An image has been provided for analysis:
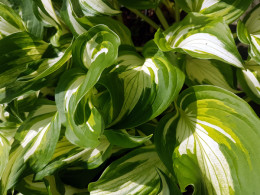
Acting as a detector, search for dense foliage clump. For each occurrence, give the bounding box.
[0,0,260,194]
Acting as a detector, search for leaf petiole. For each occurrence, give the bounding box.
[155,7,169,29]
[128,8,160,30]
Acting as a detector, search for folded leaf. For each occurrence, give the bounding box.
[79,0,120,16]
[56,24,120,148]
[156,85,260,194]
[154,13,244,68]
[175,0,253,24]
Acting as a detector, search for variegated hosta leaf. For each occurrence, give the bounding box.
[79,0,120,16]
[183,56,238,93]
[33,0,68,46]
[59,25,120,148]
[0,2,25,39]
[77,16,133,46]
[19,0,44,39]
[61,0,87,36]
[0,134,10,179]
[61,0,133,45]
[237,4,260,63]
[156,85,260,194]
[237,59,260,104]
[0,32,49,91]
[88,145,168,195]
[72,24,120,70]
[157,168,182,195]
[0,102,61,194]
[117,0,161,9]
[17,45,72,82]
[34,135,111,181]
[175,0,253,24]
[95,46,185,128]
[15,175,48,195]
[154,13,244,68]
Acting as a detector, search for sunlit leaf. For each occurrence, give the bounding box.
[175,0,253,23]
[155,13,244,68]
[156,85,260,194]
[89,145,168,195]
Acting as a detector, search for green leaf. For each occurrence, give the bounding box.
[156,168,182,195]
[237,4,260,63]
[157,85,260,194]
[96,45,184,128]
[104,129,152,148]
[19,0,44,39]
[0,134,10,180]
[60,0,87,36]
[237,59,260,104]
[0,2,25,39]
[118,0,161,9]
[183,56,238,93]
[79,0,120,16]
[0,102,60,194]
[15,175,48,195]
[77,16,133,46]
[62,24,120,148]
[0,32,49,89]
[88,145,167,195]
[33,0,69,46]
[175,0,253,24]
[35,135,111,181]
[154,13,244,68]
[17,45,72,82]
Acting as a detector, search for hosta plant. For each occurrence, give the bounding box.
[0,0,260,194]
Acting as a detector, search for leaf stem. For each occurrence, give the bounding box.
[244,96,252,103]
[155,7,169,30]
[128,8,160,30]
[135,46,143,52]
[113,0,123,23]
[175,2,180,22]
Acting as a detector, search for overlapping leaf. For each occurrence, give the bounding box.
[61,0,133,45]
[79,0,120,16]
[88,145,168,195]
[156,85,260,194]
[34,135,112,181]
[183,56,238,93]
[56,24,120,148]
[237,59,260,104]
[0,2,25,39]
[0,101,60,195]
[155,13,244,68]
[175,0,253,23]
[94,44,184,128]
[237,4,260,63]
